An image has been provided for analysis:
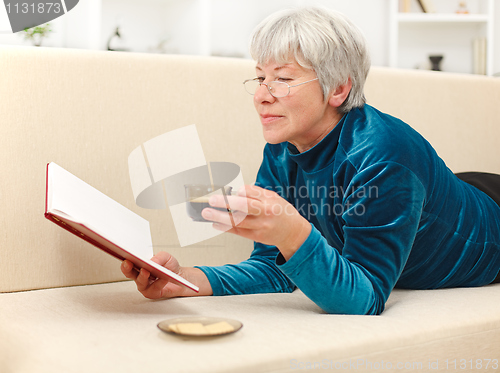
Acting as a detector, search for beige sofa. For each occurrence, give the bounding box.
[1,45,499,373]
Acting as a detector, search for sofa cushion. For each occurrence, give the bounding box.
[1,281,499,372]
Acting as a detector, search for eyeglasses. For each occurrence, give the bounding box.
[243,77,319,98]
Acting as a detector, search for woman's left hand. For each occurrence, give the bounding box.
[201,185,311,260]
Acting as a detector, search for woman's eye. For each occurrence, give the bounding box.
[256,77,265,82]
[277,77,292,82]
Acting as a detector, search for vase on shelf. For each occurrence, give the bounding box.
[429,55,444,71]
[107,26,129,52]
[456,1,469,14]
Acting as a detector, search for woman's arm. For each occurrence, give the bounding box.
[195,241,297,296]
[204,160,426,315]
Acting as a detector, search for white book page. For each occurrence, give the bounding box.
[47,162,153,261]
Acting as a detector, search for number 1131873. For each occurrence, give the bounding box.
[444,359,498,370]
[5,3,62,14]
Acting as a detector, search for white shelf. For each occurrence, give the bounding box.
[397,13,489,23]
[389,0,495,75]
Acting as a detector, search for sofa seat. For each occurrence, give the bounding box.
[1,281,499,373]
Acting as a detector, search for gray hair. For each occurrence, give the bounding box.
[249,7,371,113]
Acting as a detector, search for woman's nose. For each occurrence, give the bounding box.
[254,83,276,103]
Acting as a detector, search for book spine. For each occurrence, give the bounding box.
[44,213,124,262]
[472,38,487,75]
[400,0,411,12]
[45,163,49,214]
[416,0,427,12]
[425,0,436,13]
[417,0,436,13]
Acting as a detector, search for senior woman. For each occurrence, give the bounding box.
[121,7,500,315]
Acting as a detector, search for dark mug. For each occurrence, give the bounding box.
[185,184,232,222]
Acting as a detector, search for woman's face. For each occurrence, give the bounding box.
[253,60,343,153]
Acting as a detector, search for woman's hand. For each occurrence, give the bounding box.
[121,251,213,299]
[202,185,311,260]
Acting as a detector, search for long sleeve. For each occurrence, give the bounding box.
[198,120,427,314]
[196,241,296,296]
[277,162,426,315]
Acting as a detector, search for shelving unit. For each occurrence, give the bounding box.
[58,0,301,57]
[1,0,497,75]
[69,0,321,57]
[389,0,494,75]
[96,0,211,55]
[397,13,490,22]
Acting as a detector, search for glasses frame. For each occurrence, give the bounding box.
[243,77,319,98]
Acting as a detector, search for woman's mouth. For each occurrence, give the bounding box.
[260,114,283,125]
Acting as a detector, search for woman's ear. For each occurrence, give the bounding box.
[328,77,352,108]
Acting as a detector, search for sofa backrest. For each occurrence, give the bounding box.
[365,66,500,174]
[1,46,499,292]
[0,46,260,292]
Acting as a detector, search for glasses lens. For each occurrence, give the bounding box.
[268,81,289,98]
[244,80,260,95]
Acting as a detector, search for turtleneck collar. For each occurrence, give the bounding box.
[287,114,346,173]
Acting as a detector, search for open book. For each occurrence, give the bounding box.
[44,162,199,292]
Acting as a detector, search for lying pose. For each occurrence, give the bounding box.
[122,7,500,315]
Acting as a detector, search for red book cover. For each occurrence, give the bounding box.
[45,162,199,292]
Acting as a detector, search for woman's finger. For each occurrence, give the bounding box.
[150,251,173,267]
[212,221,264,242]
[208,194,263,218]
[238,185,277,200]
[203,206,257,228]
[144,278,170,297]
[135,268,153,292]
[121,260,138,280]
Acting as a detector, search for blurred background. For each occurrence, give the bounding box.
[1,0,499,75]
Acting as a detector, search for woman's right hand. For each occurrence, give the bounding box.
[121,251,212,299]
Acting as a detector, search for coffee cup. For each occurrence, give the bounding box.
[185,184,232,222]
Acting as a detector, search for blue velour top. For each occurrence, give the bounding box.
[197,104,500,315]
